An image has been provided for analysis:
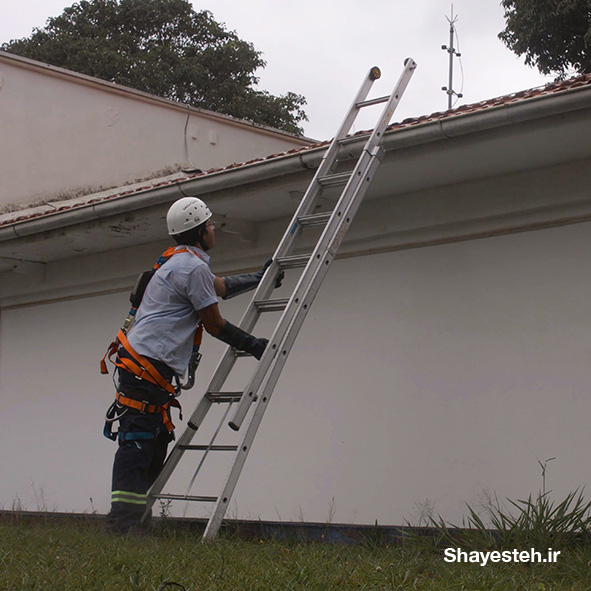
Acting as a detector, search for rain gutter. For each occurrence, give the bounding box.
[1,83,590,244]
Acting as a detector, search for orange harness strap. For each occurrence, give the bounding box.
[156,246,197,269]
[115,330,176,394]
[101,246,207,434]
[100,245,205,391]
[115,392,182,432]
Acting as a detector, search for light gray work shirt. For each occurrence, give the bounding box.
[127,245,218,375]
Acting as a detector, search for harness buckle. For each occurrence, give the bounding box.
[139,400,150,413]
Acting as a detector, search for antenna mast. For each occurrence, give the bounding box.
[441,4,463,109]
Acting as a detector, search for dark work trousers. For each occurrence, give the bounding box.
[105,360,176,533]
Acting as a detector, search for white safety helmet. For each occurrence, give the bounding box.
[166,197,212,235]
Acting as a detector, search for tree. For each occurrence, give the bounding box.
[499,0,591,78]
[1,0,307,134]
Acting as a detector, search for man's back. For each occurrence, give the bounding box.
[128,246,217,375]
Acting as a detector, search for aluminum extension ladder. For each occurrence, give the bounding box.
[142,59,417,539]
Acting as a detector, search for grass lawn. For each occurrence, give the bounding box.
[1,515,591,590]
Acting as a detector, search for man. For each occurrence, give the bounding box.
[105,196,278,533]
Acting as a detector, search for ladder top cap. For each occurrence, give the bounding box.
[369,66,381,81]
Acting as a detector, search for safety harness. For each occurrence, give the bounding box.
[102,247,204,440]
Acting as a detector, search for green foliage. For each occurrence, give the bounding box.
[1,0,307,134]
[499,0,591,78]
[432,489,591,551]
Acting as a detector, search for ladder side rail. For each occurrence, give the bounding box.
[144,335,255,520]
[224,67,384,342]
[253,65,419,368]
[360,58,417,152]
[217,182,347,423]
[143,208,333,523]
[236,63,415,336]
[226,240,340,430]
[229,66,384,335]
[202,151,389,538]
[142,394,216,520]
[201,370,273,539]
[195,60,417,413]
[143,231,289,520]
[233,182,329,336]
[260,95,367,264]
[228,145,382,431]
[143,129,347,518]
[224,154,339,337]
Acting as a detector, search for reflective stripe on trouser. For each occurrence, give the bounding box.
[111,490,148,506]
[105,408,172,533]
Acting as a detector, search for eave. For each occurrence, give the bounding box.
[1,73,591,277]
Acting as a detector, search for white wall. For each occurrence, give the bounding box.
[1,221,590,524]
[0,53,310,209]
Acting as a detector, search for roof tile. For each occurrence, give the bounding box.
[2,73,591,230]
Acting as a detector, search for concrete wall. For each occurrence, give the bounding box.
[1,221,590,524]
[0,53,310,210]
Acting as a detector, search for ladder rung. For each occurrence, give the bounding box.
[276,254,311,269]
[206,392,243,402]
[356,95,389,108]
[153,493,217,503]
[179,445,238,452]
[297,212,332,227]
[254,298,290,312]
[318,172,351,187]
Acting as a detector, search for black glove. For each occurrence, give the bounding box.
[222,259,284,300]
[217,321,268,360]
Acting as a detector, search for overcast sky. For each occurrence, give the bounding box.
[2,1,554,140]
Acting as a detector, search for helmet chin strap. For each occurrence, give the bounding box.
[196,226,209,251]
